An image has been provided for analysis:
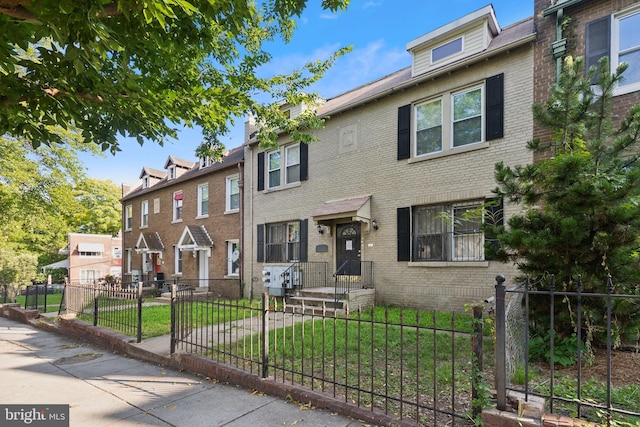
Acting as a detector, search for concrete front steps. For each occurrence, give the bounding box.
[281,286,375,315]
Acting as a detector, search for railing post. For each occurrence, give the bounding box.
[137,281,143,343]
[471,304,484,419]
[494,274,507,411]
[170,283,177,355]
[261,292,269,379]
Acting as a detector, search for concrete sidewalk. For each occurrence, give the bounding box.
[0,317,366,427]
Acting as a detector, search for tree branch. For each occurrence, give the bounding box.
[0,1,123,21]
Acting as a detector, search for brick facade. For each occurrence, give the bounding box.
[243,11,535,311]
[121,148,243,288]
[533,0,640,157]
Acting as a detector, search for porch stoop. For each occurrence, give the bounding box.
[283,287,375,315]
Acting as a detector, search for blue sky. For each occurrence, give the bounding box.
[79,0,533,186]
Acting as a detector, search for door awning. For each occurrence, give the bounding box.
[312,195,371,224]
[135,232,164,254]
[177,225,213,255]
[77,243,105,253]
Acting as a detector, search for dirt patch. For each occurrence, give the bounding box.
[53,352,103,365]
[554,348,640,388]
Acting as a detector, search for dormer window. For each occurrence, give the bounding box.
[432,37,463,63]
[200,157,213,169]
[168,165,176,180]
[142,176,149,189]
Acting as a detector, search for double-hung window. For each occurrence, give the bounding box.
[285,145,300,184]
[226,176,239,211]
[265,221,300,263]
[197,184,208,217]
[615,9,640,90]
[413,202,484,262]
[173,191,183,221]
[268,151,281,189]
[258,143,307,191]
[416,99,442,155]
[125,205,133,231]
[587,8,640,93]
[413,86,484,157]
[452,87,483,147]
[140,200,149,228]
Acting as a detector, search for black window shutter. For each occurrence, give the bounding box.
[485,74,504,141]
[257,224,265,262]
[299,219,308,262]
[397,207,411,261]
[257,152,265,191]
[586,16,610,78]
[484,197,503,260]
[397,105,411,160]
[300,143,308,181]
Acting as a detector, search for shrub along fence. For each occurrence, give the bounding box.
[494,274,640,426]
[170,287,486,426]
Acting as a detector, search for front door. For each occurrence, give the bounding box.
[198,250,208,288]
[336,222,361,275]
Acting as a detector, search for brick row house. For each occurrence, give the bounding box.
[121,148,243,296]
[120,1,640,311]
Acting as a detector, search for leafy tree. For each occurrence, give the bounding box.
[487,56,640,346]
[0,0,350,156]
[0,135,121,275]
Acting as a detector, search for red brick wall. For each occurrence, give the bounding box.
[122,163,241,283]
[533,0,640,160]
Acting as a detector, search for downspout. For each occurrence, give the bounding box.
[238,161,244,296]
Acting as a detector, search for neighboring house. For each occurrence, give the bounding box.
[57,233,122,284]
[533,0,640,153]
[242,5,536,310]
[120,147,243,289]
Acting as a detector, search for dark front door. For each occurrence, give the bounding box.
[336,222,361,275]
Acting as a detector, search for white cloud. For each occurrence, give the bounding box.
[363,1,383,10]
[319,12,339,19]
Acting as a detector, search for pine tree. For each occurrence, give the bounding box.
[487,56,640,345]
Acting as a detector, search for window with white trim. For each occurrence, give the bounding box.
[174,247,182,275]
[432,37,463,63]
[168,165,176,180]
[80,269,101,284]
[266,221,300,262]
[413,85,484,157]
[197,184,209,217]
[615,9,640,90]
[413,201,484,262]
[268,151,281,189]
[140,200,149,228]
[285,145,300,184]
[227,241,240,276]
[173,191,183,221]
[226,176,239,211]
[125,205,133,231]
[267,143,301,189]
[126,249,132,273]
[142,176,149,189]
[452,87,483,147]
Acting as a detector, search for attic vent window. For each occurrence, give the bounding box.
[432,37,463,63]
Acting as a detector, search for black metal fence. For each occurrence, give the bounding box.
[282,262,328,290]
[334,260,373,300]
[171,289,482,426]
[22,284,63,313]
[494,274,640,426]
[63,282,143,342]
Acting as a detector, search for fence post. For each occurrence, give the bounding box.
[471,304,484,419]
[93,285,99,327]
[261,292,269,379]
[170,283,177,355]
[494,274,507,411]
[136,281,143,343]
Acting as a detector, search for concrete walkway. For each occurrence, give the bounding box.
[0,317,366,427]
